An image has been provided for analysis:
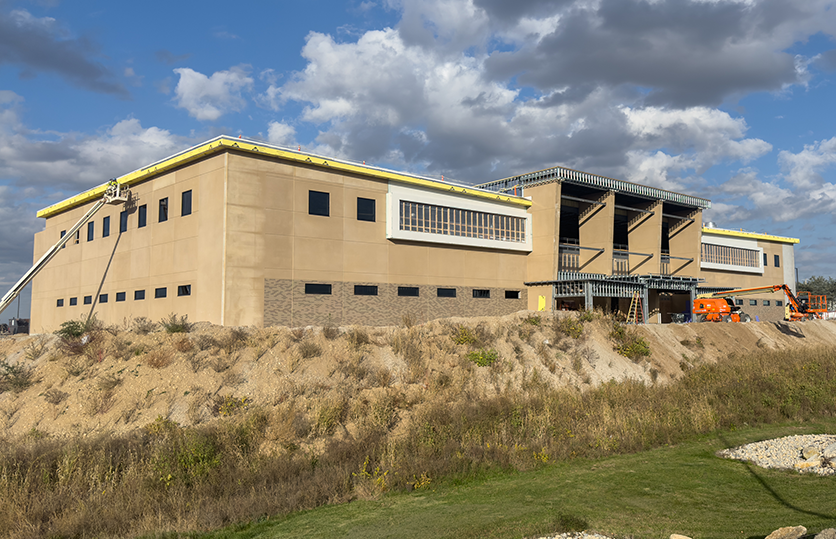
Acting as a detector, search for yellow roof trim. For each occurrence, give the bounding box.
[37,137,531,218]
[702,227,799,244]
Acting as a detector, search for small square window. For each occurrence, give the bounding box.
[155,287,167,299]
[116,292,126,302]
[763,300,771,306]
[776,300,783,307]
[57,299,64,307]
[735,299,743,306]
[473,289,491,299]
[177,285,191,296]
[182,190,192,216]
[99,294,108,303]
[505,290,521,299]
[138,205,147,228]
[134,290,145,301]
[83,295,92,305]
[69,297,77,306]
[354,285,378,296]
[159,198,169,222]
[87,221,94,241]
[398,286,419,297]
[309,191,330,216]
[103,216,110,237]
[774,254,780,268]
[120,210,128,233]
[357,197,375,222]
[749,299,758,306]
[305,283,332,295]
[437,288,456,298]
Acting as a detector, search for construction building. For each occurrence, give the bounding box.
[28,136,797,331]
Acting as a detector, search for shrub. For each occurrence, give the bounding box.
[132,316,158,334]
[610,321,651,361]
[347,327,371,349]
[146,349,174,369]
[451,325,478,345]
[43,388,68,405]
[211,395,250,417]
[554,316,584,339]
[160,313,191,334]
[467,348,498,367]
[219,328,248,353]
[523,315,542,326]
[298,341,322,359]
[0,358,34,393]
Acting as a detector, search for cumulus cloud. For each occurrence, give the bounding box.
[267,121,297,147]
[0,8,128,97]
[173,66,254,121]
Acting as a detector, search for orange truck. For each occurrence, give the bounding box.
[693,285,826,322]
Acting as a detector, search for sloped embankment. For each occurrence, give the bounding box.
[1,313,835,441]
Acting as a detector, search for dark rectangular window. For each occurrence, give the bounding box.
[60,230,66,248]
[69,297,77,306]
[155,287,167,298]
[354,285,378,296]
[56,299,64,307]
[103,216,110,237]
[74,230,80,244]
[87,221,94,241]
[398,286,419,297]
[159,198,168,222]
[473,289,491,299]
[99,294,108,304]
[177,285,191,296]
[749,299,758,306]
[437,288,456,298]
[357,197,375,222]
[305,283,332,295]
[776,300,783,307]
[120,210,128,233]
[309,190,330,216]
[763,253,767,266]
[138,205,147,228]
[505,290,521,299]
[774,254,780,267]
[736,299,744,305]
[83,295,92,305]
[134,290,145,301]
[182,190,192,216]
[116,292,126,302]
[763,300,771,306]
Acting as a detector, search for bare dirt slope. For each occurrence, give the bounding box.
[1,312,835,443]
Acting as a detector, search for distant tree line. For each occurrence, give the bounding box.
[797,276,836,308]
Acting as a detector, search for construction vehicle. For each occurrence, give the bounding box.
[0,181,129,320]
[694,284,827,322]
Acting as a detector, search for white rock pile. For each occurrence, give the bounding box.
[717,434,836,476]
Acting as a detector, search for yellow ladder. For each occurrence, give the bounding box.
[626,291,643,324]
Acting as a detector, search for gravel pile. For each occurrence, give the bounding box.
[717,434,836,476]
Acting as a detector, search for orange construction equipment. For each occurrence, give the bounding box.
[693,284,826,322]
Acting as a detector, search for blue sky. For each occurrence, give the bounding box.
[2,0,836,317]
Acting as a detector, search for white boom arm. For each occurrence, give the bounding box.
[0,181,128,317]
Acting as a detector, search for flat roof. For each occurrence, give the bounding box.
[702,226,799,244]
[37,136,531,218]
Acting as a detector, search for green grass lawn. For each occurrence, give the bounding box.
[184,421,836,539]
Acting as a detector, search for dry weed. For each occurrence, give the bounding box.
[97,373,123,391]
[174,336,194,353]
[145,348,173,369]
[86,389,116,416]
[43,388,68,405]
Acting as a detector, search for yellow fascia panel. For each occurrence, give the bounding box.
[37,137,530,218]
[702,227,799,244]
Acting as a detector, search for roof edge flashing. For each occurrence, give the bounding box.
[702,226,799,244]
[38,136,531,218]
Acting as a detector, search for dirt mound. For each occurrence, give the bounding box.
[2,313,835,442]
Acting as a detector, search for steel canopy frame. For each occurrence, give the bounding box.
[526,272,704,323]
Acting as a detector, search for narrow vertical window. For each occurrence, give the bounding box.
[138,204,147,228]
[74,230,80,244]
[181,190,192,216]
[60,230,66,248]
[103,216,110,237]
[87,221,94,241]
[159,198,169,222]
[763,253,767,266]
[120,210,128,233]
[774,254,780,268]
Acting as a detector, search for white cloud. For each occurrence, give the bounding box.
[173,66,253,121]
[778,136,836,189]
[267,121,297,147]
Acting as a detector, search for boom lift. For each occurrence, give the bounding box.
[0,181,129,319]
[693,284,826,322]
